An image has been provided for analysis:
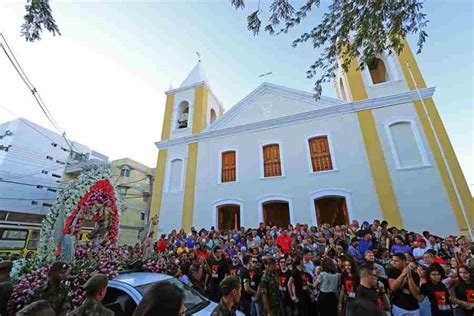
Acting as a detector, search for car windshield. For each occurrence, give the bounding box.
[137,278,207,312]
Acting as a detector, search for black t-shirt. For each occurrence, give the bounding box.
[278,269,291,298]
[291,268,312,301]
[237,266,252,302]
[387,267,420,311]
[248,268,261,291]
[420,282,453,316]
[356,285,378,304]
[455,281,474,313]
[229,263,242,277]
[207,256,229,287]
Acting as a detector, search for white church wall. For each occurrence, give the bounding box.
[192,111,383,229]
[206,91,221,126]
[372,102,458,235]
[158,145,188,233]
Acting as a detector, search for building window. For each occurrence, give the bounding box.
[56,160,65,165]
[221,151,236,183]
[210,109,217,123]
[51,142,58,147]
[41,170,48,175]
[368,57,388,84]
[339,78,347,101]
[46,156,53,160]
[177,101,190,129]
[168,159,183,192]
[308,136,333,172]
[117,186,128,197]
[141,212,145,221]
[42,203,53,207]
[61,147,69,152]
[52,174,61,178]
[36,185,44,189]
[31,201,38,205]
[47,188,57,193]
[120,167,130,177]
[388,121,425,168]
[263,144,282,177]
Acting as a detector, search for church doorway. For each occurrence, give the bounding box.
[263,201,290,228]
[217,205,240,230]
[314,197,349,227]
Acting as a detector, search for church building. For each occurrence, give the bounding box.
[150,40,472,236]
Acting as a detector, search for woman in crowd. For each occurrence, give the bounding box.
[338,258,359,314]
[418,266,454,316]
[453,266,474,316]
[315,257,339,316]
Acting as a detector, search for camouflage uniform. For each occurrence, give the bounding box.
[68,274,112,316]
[67,297,113,316]
[259,270,280,316]
[31,261,71,315]
[210,299,237,316]
[32,281,70,315]
[210,275,241,316]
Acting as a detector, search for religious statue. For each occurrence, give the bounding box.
[60,234,75,262]
[88,205,113,246]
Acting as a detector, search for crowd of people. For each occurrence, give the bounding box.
[4,219,474,316]
[141,220,473,316]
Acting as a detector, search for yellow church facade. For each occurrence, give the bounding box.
[150,41,473,237]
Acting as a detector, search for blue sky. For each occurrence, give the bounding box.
[0,0,472,191]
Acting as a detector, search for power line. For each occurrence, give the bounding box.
[0,166,64,182]
[0,33,62,132]
[0,197,56,201]
[0,103,58,144]
[0,43,62,133]
[1,152,62,166]
[118,176,150,186]
[0,33,77,153]
[0,179,59,190]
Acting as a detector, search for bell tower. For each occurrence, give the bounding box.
[334,40,473,235]
[149,62,224,233]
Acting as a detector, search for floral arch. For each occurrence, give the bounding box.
[38,165,123,262]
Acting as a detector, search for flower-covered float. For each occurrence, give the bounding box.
[7,164,126,313]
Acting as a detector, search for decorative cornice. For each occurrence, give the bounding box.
[209,82,342,131]
[155,87,435,149]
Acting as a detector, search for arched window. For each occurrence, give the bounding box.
[368,57,388,84]
[210,109,217,123]
[339,78,347,101]
[177,101,189,129]
[388,122,424,168]
[168,159,183,192]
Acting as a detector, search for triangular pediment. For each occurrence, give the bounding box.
[208,83,343,131]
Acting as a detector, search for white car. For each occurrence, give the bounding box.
[104,272,244,315]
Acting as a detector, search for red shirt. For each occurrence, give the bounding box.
[157,239,167,252]
[277,234,292,254]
